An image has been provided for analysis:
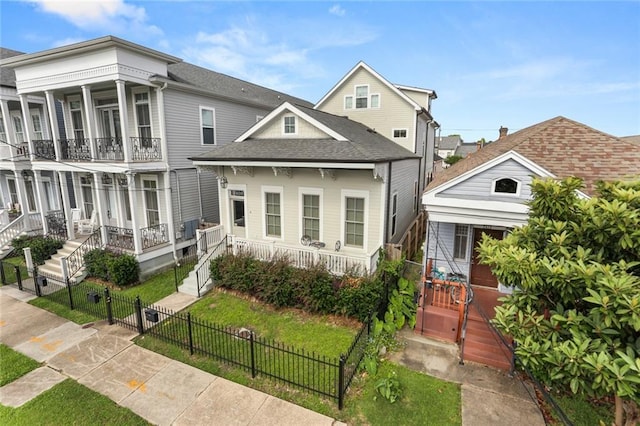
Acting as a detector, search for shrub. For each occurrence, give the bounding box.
[11,235,63,265]
[108,254,139,287]
[84,249,113,281]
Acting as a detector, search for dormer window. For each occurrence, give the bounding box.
[284,116,296,134]
[493,178,519,195]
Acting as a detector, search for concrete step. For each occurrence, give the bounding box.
[462,344,512,371]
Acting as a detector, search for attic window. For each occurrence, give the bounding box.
[393,129,407,138]
[284,116,296,134]
[493,178,519,195]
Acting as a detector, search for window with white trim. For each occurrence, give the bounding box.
[355,85,368,109]
[31,112,44,139]
[302,194,320,240]
[12,115,24,143]
[371,94,380,108]
[7,178,18,208]
[345,196,365,247]
[24,179,36,212]
[200,107,215,145]
[284,116,296,134]
[80,177,94,218]
[265,191,282,237]
[393,129,407,138]
[134,91,152,142]
[493,178,519,195]
[453,224,469,259]
[143,178,160,226]
[391,193,398,236]
[69,100,85,140]
[344,95,353,109]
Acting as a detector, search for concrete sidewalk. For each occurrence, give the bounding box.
[0,288,344,426]
[388,328,545,426]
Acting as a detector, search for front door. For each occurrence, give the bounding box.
[229,189,246,238]
[470,228,504,288]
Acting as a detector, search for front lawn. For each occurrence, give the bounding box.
[187,289,358,357]
[0,256,28,286]
[0,344,41,386]
[0,379,149,425]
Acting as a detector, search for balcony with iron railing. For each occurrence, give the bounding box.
[26,136,164,163]
[60,138,92,161]
[104,223,169,252]
[32,139,56,160]
[95,137,124,161]
[131,137,162,161]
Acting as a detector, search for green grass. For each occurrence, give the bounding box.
[342,361,461,425]
[0,344,41,386]
[0,257,28,286]
[93,267,176,303]
[0,379,149,425]
[187,290,357,357]
[551,393,615,425]
[29,296,100,325]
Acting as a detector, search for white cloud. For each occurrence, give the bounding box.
[329,4,346,17]
[27,0,162,37]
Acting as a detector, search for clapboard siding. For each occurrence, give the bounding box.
[163,89,271,169]
[318,67,416,152]
[218,167,384,254]
[426,221,470,277]
[388,158,421,243]
[439,159,534,202]
[253,110,331,139]
[199,168,219,223]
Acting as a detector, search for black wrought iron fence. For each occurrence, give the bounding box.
[66,228,102,279]
[0,256,27,288]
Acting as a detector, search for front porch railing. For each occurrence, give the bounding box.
[233,237,377,276]
[45,210,67,242]
[96,137,124,161]
[65,228,103,279]
[141,223,169,250]
[60,138,91,161]
[105,226,134,251]
[131,137,162,161]
[32,139,56,160]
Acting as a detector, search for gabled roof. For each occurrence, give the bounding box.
[0,47,25,88]
[455,143,478,158]
[436,135,462,150]
[314,61,434,111]
[426,116,640,196]
[191,102,419,164]
[621,135,640,145]
[165,62,312,109]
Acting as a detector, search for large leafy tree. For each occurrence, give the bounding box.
[477,177,640,426]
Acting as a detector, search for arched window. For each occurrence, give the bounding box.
[493,178,519,195]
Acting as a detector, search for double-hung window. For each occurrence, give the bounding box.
[0,115,6,142]
[135,92,152,144]
[355,85,368,109]
[31,113,44,139]
[284,116,296,134]
[143,178,160,226]
[200,107,215,145]
[69,100,85,140]
[302,194,320,240]
[344,195,365,247]
[265,191,282,237]
[12,115,24,143]
[453,224,469,259]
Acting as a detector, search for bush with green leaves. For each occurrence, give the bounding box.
[11,235,63,265]
[84,249,113,281]
[478,177,640,426]
[210,252,385,320]
[108,254,139,287]
[374,371,402,403]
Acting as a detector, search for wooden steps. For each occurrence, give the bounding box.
[461,306,512,371]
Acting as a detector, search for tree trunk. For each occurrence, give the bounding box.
[617,395,624,426]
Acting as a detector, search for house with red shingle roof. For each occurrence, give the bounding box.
[422,116,640,292]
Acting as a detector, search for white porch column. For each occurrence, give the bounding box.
[127,173,143,254]
[58,171,75,240]
[115,80,131,162]
[92,172,108,244]
[44,91,62,160]
[32,170,48,233]
[0,100,17,159]
[13,171,34,231]
[18,95,36,161]
[81,85,97,160]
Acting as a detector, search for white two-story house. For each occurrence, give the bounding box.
[0,36,309,277]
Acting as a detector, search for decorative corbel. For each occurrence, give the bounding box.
[231,166,254,177]
[318,168,336,180]
[272,167,292,178]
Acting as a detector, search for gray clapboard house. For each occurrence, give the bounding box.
[0,35,310,278]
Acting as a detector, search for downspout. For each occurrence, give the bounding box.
[196,168,203,220]
[384,161,392,247]
[170,170,182,225]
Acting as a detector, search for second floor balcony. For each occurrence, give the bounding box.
[51,136,164,162]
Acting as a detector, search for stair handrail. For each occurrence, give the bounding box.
[194,235,229,297]
[0,214,26,249]
[64,227,103,280]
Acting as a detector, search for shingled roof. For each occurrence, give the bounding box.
[192,104,419,163]
[427,116,640,196]
[166,62,312,109]
[0,47,25,87]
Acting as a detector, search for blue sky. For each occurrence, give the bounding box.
[1,1,639,142]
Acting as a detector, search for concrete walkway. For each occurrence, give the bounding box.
[0,287,344,426]
[388,328,545,426]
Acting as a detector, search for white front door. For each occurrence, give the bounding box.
[229,189,246,238]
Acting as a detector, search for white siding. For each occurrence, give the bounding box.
[253,111,332,139]
[425,221,470,278]
[439,159,534,203]
[218,167,384,254]
[317,67,416,152]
